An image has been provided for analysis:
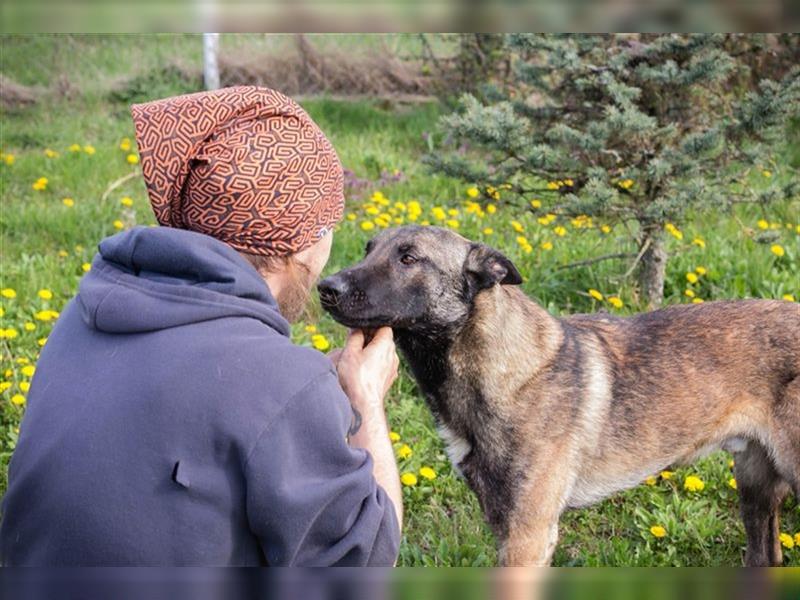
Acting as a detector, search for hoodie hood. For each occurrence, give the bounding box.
[78,226,291,336]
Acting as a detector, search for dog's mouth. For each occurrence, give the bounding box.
[318,291,394,329]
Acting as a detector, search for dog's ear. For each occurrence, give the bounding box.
[464,243,523,290]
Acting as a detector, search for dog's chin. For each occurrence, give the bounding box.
[318,302,388,328]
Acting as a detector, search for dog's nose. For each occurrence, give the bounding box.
[318,274,348,306]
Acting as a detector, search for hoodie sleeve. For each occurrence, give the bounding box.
[244,369,400,566]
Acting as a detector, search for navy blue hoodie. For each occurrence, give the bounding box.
[0,226,400,566]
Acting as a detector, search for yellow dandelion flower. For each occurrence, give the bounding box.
[684,475,705,492]
[511,221,524,233]
[564,179,574,187]
[33,310,59,321]
[69,143,81,152]
[1,328,19,339]
[684,289,696,298]
[771,244,785,257]
[0,382,10,392]
[304,325,317,334]
[729,459,735,468]
[795,533,800,546]
[3,153,15,165]
[21,366,35,378]
[446,219,460,230]
[530,199,542,209]
[588,289,603,301]
[112,220,124,230]
[38,289,53,300]
[120,196,134,207]
[783,294,796,302]
[554,226,566,237]
[540,241,553,251]
[127,154,139,165]
[645,476,657,486]
[389,431,401,442]
[311,334,330,352]
[83,145,96,155]
[44,148,59,158]
[431,207,446,221]
[397,444,412,459]
[1,288,17,299]
[757,219,769,230]
[32,177,48,191]
[366,206,380,216]
[796,224,800,234]
[421,220,430,226]
[650,525,666,538]
[607,296,623,309]
[692,298,704,304]
[546,181,559,190]
[400,473,417,487]
[692,237,706,248]
[482,228,494,235]
[761,169,772,178]
[466,187,479,198]
[62,198,75,207]
[686,272,698,284]
[82,263,91,272]
[24,322,35,331]
[695,266,707,276]
[728,477,737,490]
[38,337,48,346]
[419,466,437,480]
[779,533,794,549]
[660,470,674,480]
[486,204,497,214]
[11,394,26,406]
[119,138,132,151]
[346,213,356,221]
[19,381,30,393]
[601,225,612,234]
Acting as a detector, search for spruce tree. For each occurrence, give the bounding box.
[427,34,799,308]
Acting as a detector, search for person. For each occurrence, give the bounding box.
[0,86,402,566]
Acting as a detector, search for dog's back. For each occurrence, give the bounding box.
[563,299,800,506]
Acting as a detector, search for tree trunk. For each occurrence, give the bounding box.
[638,227,667,309]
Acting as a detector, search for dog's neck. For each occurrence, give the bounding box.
[395,285,562,415]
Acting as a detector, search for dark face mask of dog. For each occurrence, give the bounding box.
[318,225,522,333]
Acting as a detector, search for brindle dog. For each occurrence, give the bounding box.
[318,225,800,567]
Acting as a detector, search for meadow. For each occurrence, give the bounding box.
[1,35,799,566]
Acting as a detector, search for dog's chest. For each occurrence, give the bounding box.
[436,423,472,475]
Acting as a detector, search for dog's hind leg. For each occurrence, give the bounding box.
[769,375,800,498]
[734,441,790,566]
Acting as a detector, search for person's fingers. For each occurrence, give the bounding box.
[344,328,365,354]
[371,326,394,344]
[327,348,344,367]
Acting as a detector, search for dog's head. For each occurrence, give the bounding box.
[318,225,522,332]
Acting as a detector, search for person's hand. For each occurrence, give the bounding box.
[335,327,399,407]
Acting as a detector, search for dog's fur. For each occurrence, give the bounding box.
[318,225,800,566]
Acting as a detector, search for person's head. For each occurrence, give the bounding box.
[130,86,344,321]
[240,230,333,322]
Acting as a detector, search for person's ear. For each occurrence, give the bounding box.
[464,243,523,291]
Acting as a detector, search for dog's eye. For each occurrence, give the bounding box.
[400,254,417,266]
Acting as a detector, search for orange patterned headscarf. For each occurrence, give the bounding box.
[130,86,345,256]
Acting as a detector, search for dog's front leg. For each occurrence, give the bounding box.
[499,455,573,566]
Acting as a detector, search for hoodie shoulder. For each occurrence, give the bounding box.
[209,316,338,402]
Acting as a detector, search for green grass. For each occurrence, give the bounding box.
[1,35,799,567]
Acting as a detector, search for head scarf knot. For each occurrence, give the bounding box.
[131,86,344,256]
